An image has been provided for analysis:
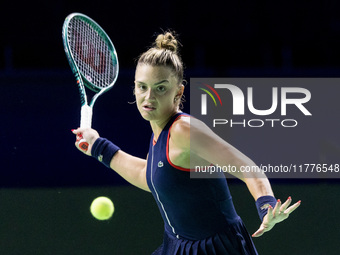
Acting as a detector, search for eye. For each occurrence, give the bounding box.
[137,84,147,91]
[156,85,166,93]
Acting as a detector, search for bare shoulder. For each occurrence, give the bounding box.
[170,115,190,142]
[170,116,211,149]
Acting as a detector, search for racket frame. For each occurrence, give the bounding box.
[62,13,119,128]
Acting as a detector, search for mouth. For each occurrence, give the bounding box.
[142,105,156,111]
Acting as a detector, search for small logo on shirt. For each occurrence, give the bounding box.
[158,161,164,167]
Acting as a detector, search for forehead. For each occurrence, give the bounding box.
[135,64,176,84]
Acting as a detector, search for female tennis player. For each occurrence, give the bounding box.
[72,32,300,254]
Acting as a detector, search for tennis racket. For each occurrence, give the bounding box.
[62,13,119,151]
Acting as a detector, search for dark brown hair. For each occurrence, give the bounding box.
[137,32,184,85]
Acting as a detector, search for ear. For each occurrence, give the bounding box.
[176,84,184,98]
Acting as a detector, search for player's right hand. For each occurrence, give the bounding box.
[71,128,100,156]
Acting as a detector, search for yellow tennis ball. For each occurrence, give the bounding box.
[90,196,114,220]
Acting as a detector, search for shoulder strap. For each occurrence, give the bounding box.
[163,112,185,131]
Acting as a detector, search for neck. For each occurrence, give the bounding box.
[150,111,180,140]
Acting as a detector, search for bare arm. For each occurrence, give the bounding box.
[171,117,300,237]
[72,128,150,192]
[110,150,149,192]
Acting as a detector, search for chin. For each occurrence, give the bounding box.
[139,111,155,121]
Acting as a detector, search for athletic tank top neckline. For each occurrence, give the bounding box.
[152,112,184,146]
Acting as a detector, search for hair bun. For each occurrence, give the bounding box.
[155,32,178,52]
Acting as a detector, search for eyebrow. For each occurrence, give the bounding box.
[135,80,169,85]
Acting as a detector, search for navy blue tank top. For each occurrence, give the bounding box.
[146,113,240,241]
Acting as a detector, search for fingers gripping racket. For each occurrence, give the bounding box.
[62,13,118,151]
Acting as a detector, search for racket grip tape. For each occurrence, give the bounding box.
[78,105,92,152]
[80,105,93,128]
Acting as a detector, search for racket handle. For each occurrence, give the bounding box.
[80,105,93,128]
[76,134,89,152]
[79,105,93,152]
[79,138,89,151]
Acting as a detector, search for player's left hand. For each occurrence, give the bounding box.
[252,197,301,237]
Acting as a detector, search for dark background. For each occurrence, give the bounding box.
[1,1,340,254]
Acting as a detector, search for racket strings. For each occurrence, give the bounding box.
[68,18,116,89]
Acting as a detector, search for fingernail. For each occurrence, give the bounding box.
[298,200,301,203]
[71,129,75,132]
[269,205,273,209]
[288,196,291,200]
[277,199,281,203]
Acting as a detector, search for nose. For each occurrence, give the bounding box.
[145,88,155,101]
